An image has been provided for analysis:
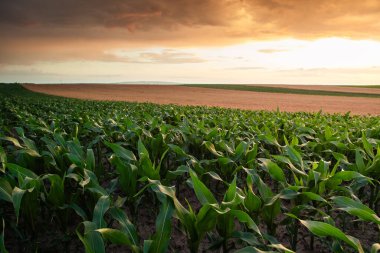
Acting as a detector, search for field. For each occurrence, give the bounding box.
[184,84,380,98]
[24,84,380,115]
[1,83,380,253]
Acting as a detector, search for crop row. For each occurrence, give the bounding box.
[0,84,379,252]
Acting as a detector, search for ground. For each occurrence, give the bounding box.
[24,84,380,115]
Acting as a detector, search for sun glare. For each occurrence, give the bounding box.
[191,38,380,70]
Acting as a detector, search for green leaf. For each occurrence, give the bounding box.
[111,157,137,196]
[266,188,298,206]
[332,196,374,213]
[301,192,327,203]
[272,155,307,177]
[76,221,105,253]
[109,207,139,247]
[0,147,6,173]
[202,141,223,157]
[196,205,219,233]
[149,182,194,238]
[7,163,38,179]
[261,159,286,183]
[246,143,258,165]
[231,231,260,246]
[86,149,95,171]
[149,194,174,253]
[167,144,187,157]
[330,171,367,182]
[143,240,153,253]
[366,156,380,175]
[96,228,131,245]
[285,145,303,166]
[12,187,27,223]
[218,157,234,166]
[235,141,248,159]
[93,196,110,229]
[245,169,273,201]
[244,188,262,212]
[43,174,64,207]
[230,210,261,236]
[269,243,295,253]
[224,176,237,203]
[104,141,136,161]
[0,219,8,253]
[341,207,380,225]
[96,228,140,252]
[234,246,271,253]
[204,171,224,182]
[299,220,363,253]
[355,149,366,173]
[189,170,217,205]
[168,165,189,177]
[1,137,22,148]
[362,132,374,158]
[138,139,150,160]
[63,203,88,221]
[0,178,12,202]
[331,196,380,224]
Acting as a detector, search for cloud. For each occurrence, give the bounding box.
[0,0,379,66]
[226,67,266,71]
[258,49,288,53]
[243,0,380,39]
[0,0,236,30]
[1,0,379,41]
[101,49,206,64]
[137,50,205,64]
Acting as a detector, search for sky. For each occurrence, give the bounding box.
[0,0,380,85]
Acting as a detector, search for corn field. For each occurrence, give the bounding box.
[0,84,379,252]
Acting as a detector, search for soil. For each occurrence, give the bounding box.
[258,84,380,95]
[24,84,380,116]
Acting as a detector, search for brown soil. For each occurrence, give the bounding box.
[259,84,380,94]
[24,84,380,115]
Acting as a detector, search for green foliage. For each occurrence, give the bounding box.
[0,83,379,252]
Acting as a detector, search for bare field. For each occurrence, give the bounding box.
[24,84,380,115]
[259,84,380,94]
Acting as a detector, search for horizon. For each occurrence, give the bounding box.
[1,1,380,85]
[11,82,380,87]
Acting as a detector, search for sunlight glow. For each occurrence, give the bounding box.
[2,38,380,84]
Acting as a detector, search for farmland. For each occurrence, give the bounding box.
[1,83,380,252]
[184,84,380,98]
[24,84,380,115]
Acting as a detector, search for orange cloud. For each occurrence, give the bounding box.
[0,0,379,66]
[1,0,379,40]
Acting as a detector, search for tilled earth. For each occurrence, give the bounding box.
[24,84,380,115]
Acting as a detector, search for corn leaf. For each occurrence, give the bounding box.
[189,169,217,205]
[0,178,12,202]
[76,221,105,253]
[93,196,110,229]
[299,219,363,253]
[104,141,137,161]
[12,187,27,223]
[260,159,286,183]
[0,219,8,253]
[96,228,140,253]
[331,196,380,224]
[7,163,38,179]
[109,207,139,247]
[149,193,174,253]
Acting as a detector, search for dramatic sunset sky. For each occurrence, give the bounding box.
[1,0,379,85]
